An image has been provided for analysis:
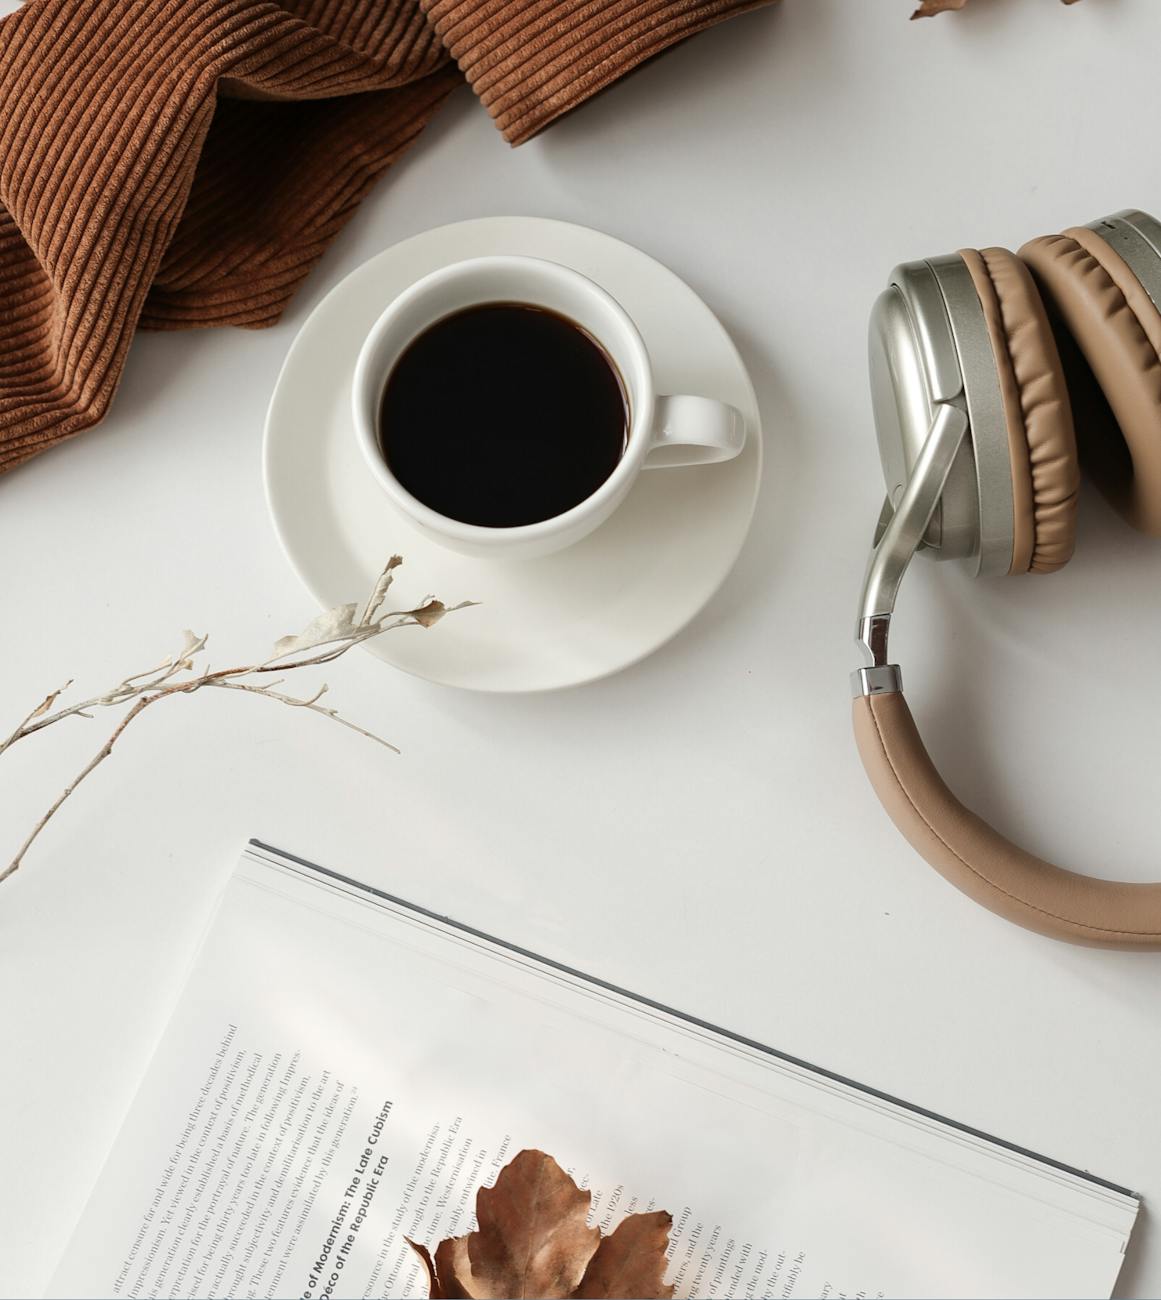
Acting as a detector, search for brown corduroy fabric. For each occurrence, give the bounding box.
[0,0,767,474]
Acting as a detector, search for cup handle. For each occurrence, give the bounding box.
[643,395,746,469]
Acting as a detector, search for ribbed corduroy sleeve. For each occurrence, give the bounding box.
[0,0,457,472]
[0,0,769,473]
[421,0,770,144]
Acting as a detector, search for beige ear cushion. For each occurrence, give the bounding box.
[959,247,1079,573]
[1021,228,1161,535]
[853,691,1161,948]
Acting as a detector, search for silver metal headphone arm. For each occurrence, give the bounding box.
[852,403,969,698]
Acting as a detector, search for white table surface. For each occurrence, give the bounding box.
[3,2,1161,1295]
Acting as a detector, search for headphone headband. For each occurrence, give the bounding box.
[853,691,1161,948]
[855,207,1161,949]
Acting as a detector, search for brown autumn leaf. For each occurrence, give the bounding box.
[911,0,966,14]
[434,1236,476,1299]
[912,0,1080,15]
[462,1149,599,1298]
[572,1212,675,1300]
[408,1241,447,1299]
[409,1150,674,1300]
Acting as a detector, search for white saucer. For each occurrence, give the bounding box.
[263,218,762,693]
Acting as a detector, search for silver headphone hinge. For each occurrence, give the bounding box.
[857,612,891,667]
[851,664,903,697]
[852,403,969,699]
[851,613,902,697]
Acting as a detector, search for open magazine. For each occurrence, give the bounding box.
[49,841,1138,1299]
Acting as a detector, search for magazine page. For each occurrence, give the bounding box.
[48,843,1138,1299]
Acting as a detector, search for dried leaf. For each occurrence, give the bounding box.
[413,1152,674,1300]
[174,629,208,671]
[361,554,404,625]
[912,0,1079,14]
[271,603,359,657]
[29,682,70,720]
[572,1213,674,1300]
[911,0,965,14]
[467,1150,600,1299]
[408,599,479,629]
[434,1235,477,1299]
[910,0,967,13]
[408,600,449,629]
[409,1240,454,1299]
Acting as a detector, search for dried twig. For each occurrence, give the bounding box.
[1,557,472,885]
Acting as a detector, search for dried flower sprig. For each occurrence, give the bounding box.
[1,557,470,885]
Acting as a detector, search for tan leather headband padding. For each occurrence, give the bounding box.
[959,247,1079,574]
[853,691,1161,948]
[1021,229,1161,535]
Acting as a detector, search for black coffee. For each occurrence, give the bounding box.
[378,303,628,528]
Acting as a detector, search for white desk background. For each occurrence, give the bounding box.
[2,2,1160,1295]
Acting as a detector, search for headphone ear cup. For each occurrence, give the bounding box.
[959,247,1080,573]
[1021,228,1161,535]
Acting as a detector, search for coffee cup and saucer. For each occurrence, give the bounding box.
[264,217,762,692]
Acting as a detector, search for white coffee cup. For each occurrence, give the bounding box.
[352,256,745,559]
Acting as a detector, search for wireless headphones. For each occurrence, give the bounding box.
[854,208,1161,948]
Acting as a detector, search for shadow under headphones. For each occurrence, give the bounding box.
[854,208,1161,949]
